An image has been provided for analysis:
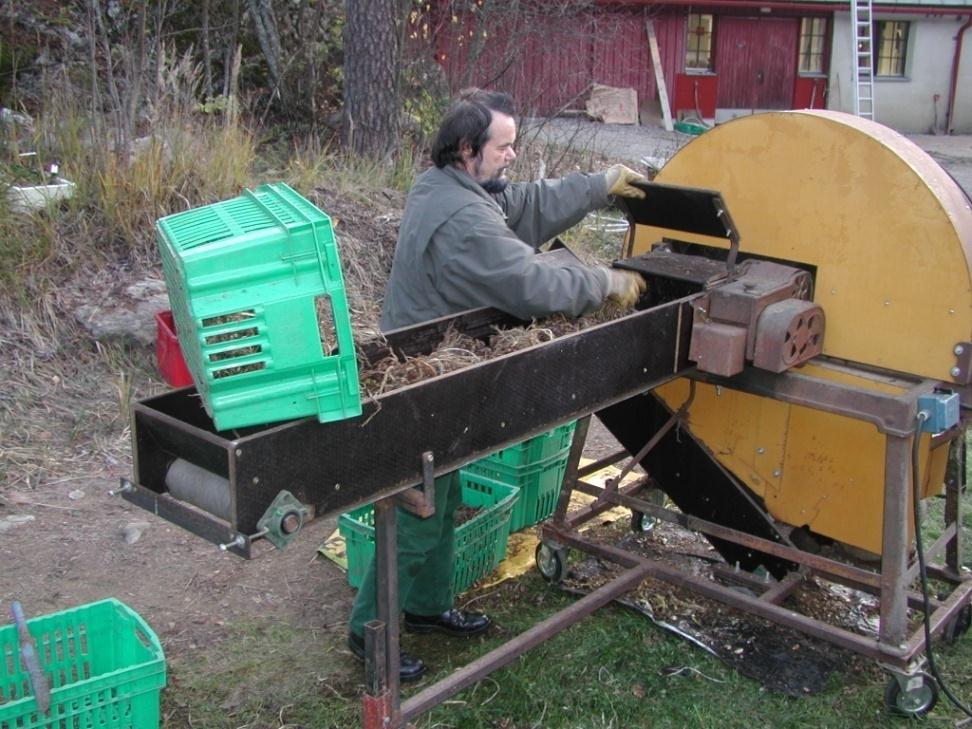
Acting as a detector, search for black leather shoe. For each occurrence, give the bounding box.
[347,632,426,682]
[403,608,491,637]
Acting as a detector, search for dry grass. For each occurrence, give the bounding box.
[0,298,156,494]
[96,123,255,249]
[0,61,257,496]
[356,307,630,398]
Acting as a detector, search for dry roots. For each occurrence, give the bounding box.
[355,305,629,398]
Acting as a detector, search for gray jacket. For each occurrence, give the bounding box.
[380,165,613,331]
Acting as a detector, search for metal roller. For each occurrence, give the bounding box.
[164,458,232,522]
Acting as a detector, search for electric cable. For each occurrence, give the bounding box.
[911,411,972,718]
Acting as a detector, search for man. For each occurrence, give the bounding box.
[348,89,647,681]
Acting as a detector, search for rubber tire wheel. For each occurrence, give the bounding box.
[535,542,567,584]
[942,603,972,644]
[631,511,655,533]
[884,674,939,717]
[631,488,666,533]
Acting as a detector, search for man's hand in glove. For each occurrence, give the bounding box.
[605,269,647,308]
[604,164,648,199]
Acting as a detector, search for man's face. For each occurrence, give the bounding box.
[461,112,517,190]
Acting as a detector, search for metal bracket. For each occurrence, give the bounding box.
[713,198,741,276]
[952,341,972,384]
[255,490,309,550]
[394,451,436,518]
[611,381,696,491]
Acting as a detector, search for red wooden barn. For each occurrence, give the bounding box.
[423,0,972,133]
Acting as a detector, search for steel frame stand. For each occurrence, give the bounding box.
[537,362,972,682]
[357,416,654,729]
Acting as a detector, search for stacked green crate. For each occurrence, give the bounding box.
[338,475,519,594]
[461,421,577,532]
[156,182,360,430]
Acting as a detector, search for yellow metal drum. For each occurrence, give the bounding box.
[632,111,971,554]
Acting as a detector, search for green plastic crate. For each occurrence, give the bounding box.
[156,182,361,431]
[462,421,576,531]
[338,476,519,595]
[477,422,576,469]
[0,599,165,729]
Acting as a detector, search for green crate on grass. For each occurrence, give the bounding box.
[462,421,576,531]
[338,476,519,595]
[156,182,360,431]
[0,599,165,729]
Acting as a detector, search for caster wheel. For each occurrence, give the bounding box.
[535,542,568,584]
[884,673,938,717]
[631,511,655,533]
[631,489,666,533]
[942,603,972,644]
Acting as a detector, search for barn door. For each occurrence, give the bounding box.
[715,17,798,109]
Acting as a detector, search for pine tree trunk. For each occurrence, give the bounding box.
[342,0,400,158]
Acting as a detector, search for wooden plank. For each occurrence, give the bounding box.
[646,20,673,131]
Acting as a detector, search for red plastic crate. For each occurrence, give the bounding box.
[154,310,193,387]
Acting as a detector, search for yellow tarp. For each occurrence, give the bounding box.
[317,458,639,588]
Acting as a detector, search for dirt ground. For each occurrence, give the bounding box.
[1,118,970,722]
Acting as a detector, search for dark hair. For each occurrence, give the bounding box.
[430,88,516,168]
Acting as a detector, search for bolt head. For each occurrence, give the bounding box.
[951,366,962,378]
[955,344,965,356]
[281,513,301,534]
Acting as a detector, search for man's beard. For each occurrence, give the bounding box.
[481,178,508,194]
[472,155,508,194]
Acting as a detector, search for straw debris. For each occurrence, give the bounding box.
[355,304,630,398]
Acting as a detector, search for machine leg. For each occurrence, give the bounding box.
[361,498,402,728]
[945,433,966,572]
[552,415,591,524]
[879,434,912,648]
[361,689,395,729]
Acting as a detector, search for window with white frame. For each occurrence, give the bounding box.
[874,20,909,77]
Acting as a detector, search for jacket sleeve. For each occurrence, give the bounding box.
[498,172,611,250]
[428,202,611,320]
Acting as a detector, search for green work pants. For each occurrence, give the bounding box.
[348,470,462,637]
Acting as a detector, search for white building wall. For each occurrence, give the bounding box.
[829,11,972,133]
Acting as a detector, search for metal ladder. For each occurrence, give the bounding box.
[850,0,875,118]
